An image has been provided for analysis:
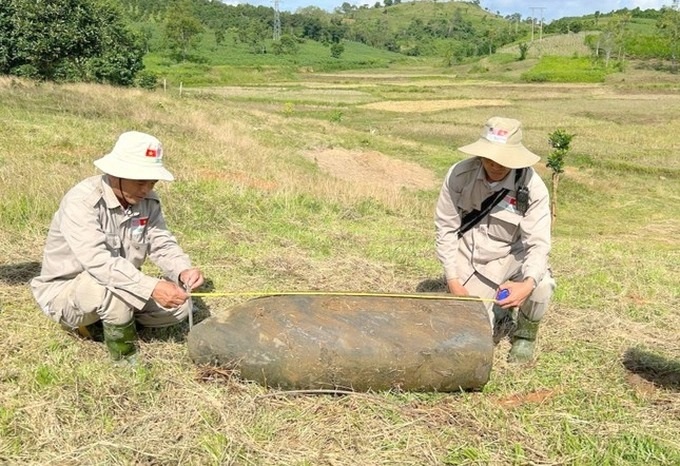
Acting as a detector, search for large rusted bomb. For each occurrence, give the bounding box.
[187,294,493,392]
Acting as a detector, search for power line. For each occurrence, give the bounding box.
[530,6,545,43]
[273,0,281,41]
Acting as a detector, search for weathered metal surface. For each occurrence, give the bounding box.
[187,294,493,392]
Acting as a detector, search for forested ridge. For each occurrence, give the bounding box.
[1,0,678,86]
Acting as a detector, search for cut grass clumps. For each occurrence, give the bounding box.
[521,56,609,83]
[2,68,679,465]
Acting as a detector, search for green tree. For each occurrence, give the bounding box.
[330,42,344,58]
[272,34,299,55]
[658,4,680,72]
[2,0,100,79]
[0,1,17,73]
[215,28,226,46]
[137,23,155,53]
[518,42,530,60]
[164,0,204,61]
[546,129,575,230]
[82,2,145,86]
[598,12,631,66]
[237,18,268,54]
[442,41,466,66]
[0,0,143,85]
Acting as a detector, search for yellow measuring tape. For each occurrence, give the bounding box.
[189,291,497,303]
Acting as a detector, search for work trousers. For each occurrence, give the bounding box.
[48,272,191,328]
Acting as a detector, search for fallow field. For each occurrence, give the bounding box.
[0,65,678,465]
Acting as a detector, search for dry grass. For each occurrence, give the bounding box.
[1,67,679,465]
[358,99,511,113]
[499,32,593,58]
[300,148,438,190]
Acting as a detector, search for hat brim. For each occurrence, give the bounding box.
[94,155,175,181]
[458,139,540,169]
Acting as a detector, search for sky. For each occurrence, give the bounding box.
[241,0,672,22]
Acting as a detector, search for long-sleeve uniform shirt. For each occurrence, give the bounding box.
[435,157,551,287]
[31,175,192,315]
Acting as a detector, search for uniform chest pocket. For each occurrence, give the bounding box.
[130,237,149,255]
[105,234,122,256]
[128,239,149,267]
[487,209,521,242]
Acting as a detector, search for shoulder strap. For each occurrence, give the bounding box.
[457,168,524,239]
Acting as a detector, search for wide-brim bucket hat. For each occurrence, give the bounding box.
[94,131,174,181]
[458,116,540,169]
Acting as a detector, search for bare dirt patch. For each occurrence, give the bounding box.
[359,99,511,113]
[302,148,437,190]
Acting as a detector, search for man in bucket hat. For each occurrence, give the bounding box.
[31,131,204,364]
[434,117,555,364]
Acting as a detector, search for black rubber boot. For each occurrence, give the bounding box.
[103,320,139,364]
[508,313,540,364]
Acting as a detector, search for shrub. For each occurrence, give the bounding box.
[330,42,345,59]
[136,70,159,90]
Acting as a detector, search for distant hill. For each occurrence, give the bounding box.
[331,1,530,57]
[113,0,531,59]
[1,0,674,87]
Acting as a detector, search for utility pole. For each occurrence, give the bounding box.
[273,0,282,41]
[530,7,545,42]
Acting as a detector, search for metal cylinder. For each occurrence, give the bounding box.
[187,294,493,392]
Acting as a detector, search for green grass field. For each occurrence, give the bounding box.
[142,28,416,87]
[0,61,678,465]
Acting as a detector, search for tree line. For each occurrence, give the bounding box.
[0,0,528,84]
[2,0,678,86]
[546,6,680,66]
[0,0,144,85]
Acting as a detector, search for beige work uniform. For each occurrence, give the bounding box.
[31,175,193,328]
[435,157,555,323]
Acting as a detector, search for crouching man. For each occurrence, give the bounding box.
[434,117,556,364]
[31,131,204,364]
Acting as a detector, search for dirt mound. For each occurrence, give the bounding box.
[303,148,437,190]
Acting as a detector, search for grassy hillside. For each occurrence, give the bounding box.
[341,1,510,32]
[135,0,532,86]
[143,28,414,86]
[498,32,593,58]
[0,65,678,464]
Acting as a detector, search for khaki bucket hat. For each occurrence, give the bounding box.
[94,131,174,181]
[458,117,540,169]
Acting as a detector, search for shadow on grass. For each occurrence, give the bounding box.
[415,276,447,293]
[0,261,41,285]
[623,347,680,391]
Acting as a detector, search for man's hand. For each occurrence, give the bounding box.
[447,278,469,296]
[179,267,205,292]
[152,280,189,308]
[496,278,535,309]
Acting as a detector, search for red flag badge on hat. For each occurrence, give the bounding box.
[145,143,163,161]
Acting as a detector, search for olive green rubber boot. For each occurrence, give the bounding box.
[508,313,540,364]
[103,320,138,363]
